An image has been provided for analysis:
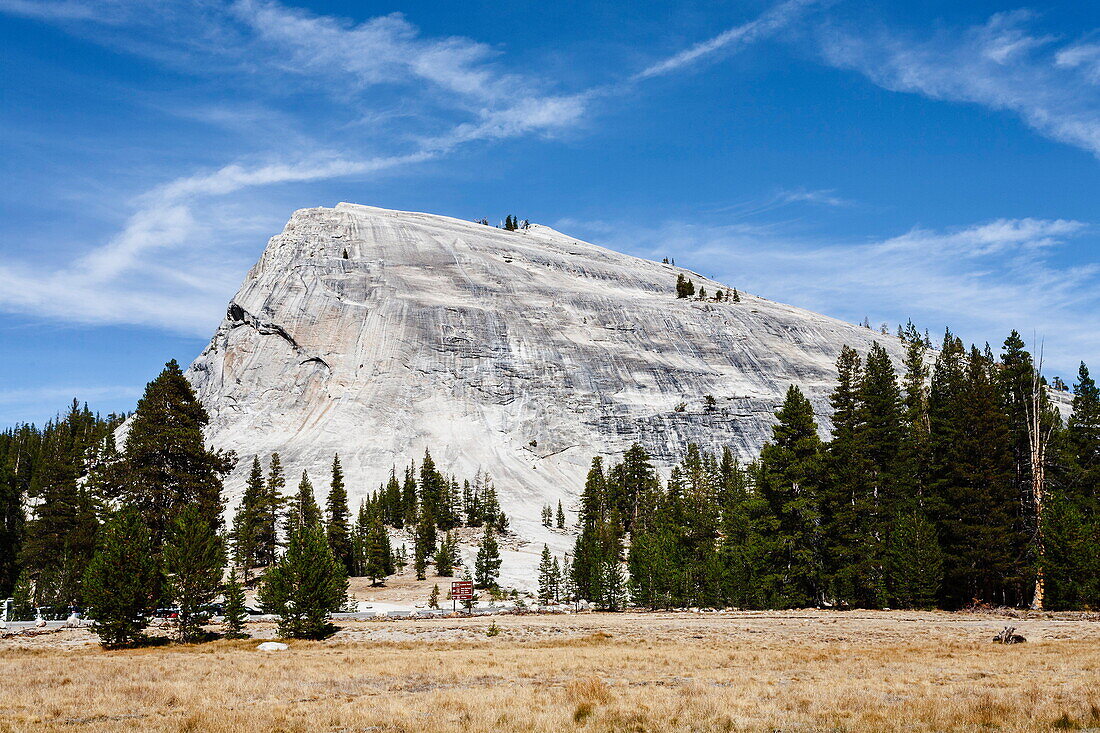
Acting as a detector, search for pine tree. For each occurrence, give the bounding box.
[541,505,552,527]
[83,508,159,647]
[821,346,882,607]
[439,476,462,530]
[857,342,904,606]
[886,509,943,609]
[602,558,627,611]
[611,443,659,532]
[560,555,575,604]
[755,386,825,608]
[164,503,225,642]
[998,331,1047,605]
[419,450,447,527]
[383,469,403,528]
[326,455,353,574]
[0,462,23,599]
[578,457,606,527]
[19,401,107,607]
[120,361,233,548]
[429,583,440,609]
[731,288,740,302]
[260,454,284,563]
[898,336,932,507]
[286,471,322,534]
[350,500,369,576]
[1063,362,1100,513]
[1041,489,1097,609]
[556,500,566,529]
[413,519,435,581]
[222,568,248,639]
[10,570,33,621]
[538,544,555,603]
[401,465,418,528]
[477,474,502,528]
[434,531,458,577]
[862,343,903,485]
[364,513,394,585]
[665,445,723,608]
[474,526,502,589]
[258,522,348,639]
[931,345,1020,607]
[573,457,610,603]
[230,456,265,581]
[716,467,772,610]
[1048,362,1100,608]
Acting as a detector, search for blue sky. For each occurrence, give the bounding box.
[2,0,1100,425]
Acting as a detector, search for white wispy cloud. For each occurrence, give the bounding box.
[0,151,438,334]
[818,10,1100,159]
[0,0,599,334]
[776,187,853,208]
[0,0,106,21]
[0,0,806,336]
[1056,42,1100,84]
[231,1,515,104]
[561,215,1099,376]
[634,0,823,80]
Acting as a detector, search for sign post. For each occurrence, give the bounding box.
[451,580,473,613]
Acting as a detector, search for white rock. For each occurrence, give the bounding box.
[256,641,289,651]
[146,203,914,588]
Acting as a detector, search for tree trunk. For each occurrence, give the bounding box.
[1027,349,1052,611]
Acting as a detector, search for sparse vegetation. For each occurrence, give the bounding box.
[3,611,1100,731]
[674,273,695,298]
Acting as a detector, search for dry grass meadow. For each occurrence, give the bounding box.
[2,610,1099,732]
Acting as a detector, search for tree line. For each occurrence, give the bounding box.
[230,447,508,589]
[3,326,1097,630]
[0,360,509,644]
[569,330,1099,611]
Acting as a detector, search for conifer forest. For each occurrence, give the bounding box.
[2,324,1098,648]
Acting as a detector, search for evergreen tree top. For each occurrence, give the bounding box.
[128,360,210,442]
[771,386,821,451]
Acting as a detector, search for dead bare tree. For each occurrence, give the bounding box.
[1026,340,1057,611]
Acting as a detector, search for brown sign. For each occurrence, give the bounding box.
[451,581,474,599]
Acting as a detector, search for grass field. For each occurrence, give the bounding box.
[2,610,1099,732]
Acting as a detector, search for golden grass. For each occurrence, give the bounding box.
[1,611,1099,731]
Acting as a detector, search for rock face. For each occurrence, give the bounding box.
[188,203,906,579]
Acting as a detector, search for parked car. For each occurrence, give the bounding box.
[36,606,82,621]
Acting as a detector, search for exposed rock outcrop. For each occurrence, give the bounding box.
[187,203,908,580]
